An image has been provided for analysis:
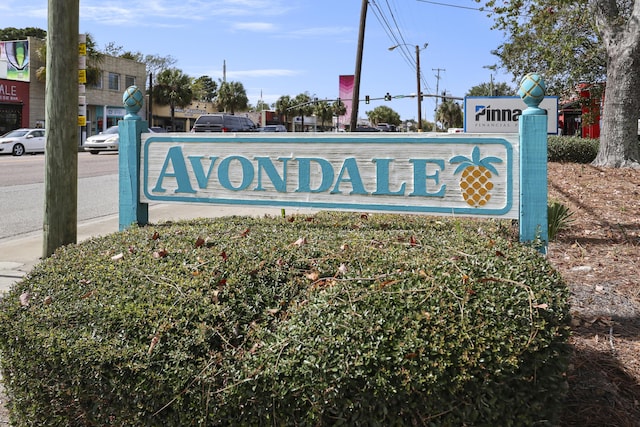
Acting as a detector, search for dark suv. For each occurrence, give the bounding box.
[191,114,256,133]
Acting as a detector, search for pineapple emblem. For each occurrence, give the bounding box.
[450,146,502,207]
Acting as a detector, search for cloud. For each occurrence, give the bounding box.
[279,26,353,39]
[229,69,300,78]
[0,1,47,19]
[232,22,276,32]
[82,6,139,26]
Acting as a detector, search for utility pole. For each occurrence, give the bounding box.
[389,43,428,131]
[43,0,79,257]
[415,45,422,131]
[483,64,496,96]
[351,0,368,132]
[432,68,445,131]
[148,73,153,126]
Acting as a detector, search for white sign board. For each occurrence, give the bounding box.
[141,133,520,218]
[465,96,558,134]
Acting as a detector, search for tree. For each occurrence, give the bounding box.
[436,100,463,130]
[103,42,176,81]
[333,99,347,130]
[479,0,639,167]
[292,93,313,131]
[144,54,177,80]
[191,76,217,102]
[332,99,347,116]
[33,32,104,87]
[216,81,249,114]
[254,99,271,111]
[153,68,193,130]
[467,81,516,97]
[0,27,47,40]
[314,100,334,129]
[275,95,293,130]
[365,105,401,127]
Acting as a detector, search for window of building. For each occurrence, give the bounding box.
[91,71,103,89]
[125,75,136,88]
[108,72,120,91]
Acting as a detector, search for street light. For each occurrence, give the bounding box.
[389,42,428,131]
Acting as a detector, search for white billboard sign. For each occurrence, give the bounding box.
[465,96,558,134]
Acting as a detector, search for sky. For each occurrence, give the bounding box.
[0,0,514,123]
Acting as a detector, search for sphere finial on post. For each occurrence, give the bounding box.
[123,85,144,120]
[518,73,546,115]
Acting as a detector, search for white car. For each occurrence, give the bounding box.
[84,126,120,155]
[0,128,46,156]
[258,125,287,132]
[84,126,165,154]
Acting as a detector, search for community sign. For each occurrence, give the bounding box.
[140,133,520,219]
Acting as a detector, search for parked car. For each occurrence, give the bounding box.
[191,114,257,133]
[353,126,381,132]
[258,125,287,132]
[83,126,164,155]
[0,128,46,156]
[83,126,119,154]
[148,126,167,133]
[376,123,396,132]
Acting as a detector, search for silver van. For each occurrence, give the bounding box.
[191,114,256,133]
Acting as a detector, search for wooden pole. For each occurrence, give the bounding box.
[43,0,79,257]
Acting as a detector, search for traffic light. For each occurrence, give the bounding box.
[384,93,391,101]
[365,95,370,104]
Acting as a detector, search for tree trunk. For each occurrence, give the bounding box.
[594,53,640,167]
[592,0,640,168]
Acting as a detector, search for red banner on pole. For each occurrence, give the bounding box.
[339,75,354,129]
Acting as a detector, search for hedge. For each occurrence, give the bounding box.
[0,212,571,426]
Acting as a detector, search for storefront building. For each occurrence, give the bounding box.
[85,54,146,137]
[0,38,45,134]
[0,37,146,141]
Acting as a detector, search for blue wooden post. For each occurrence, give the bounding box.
[518,73,548,252]
[118,85,149,230]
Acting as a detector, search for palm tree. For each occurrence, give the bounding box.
[35,33,104,85]
[436,100,463,131]
[314,100,333,130]
[275,95,293,130]
[216,81,249,114]
[292,93,313,131]
[153,68,193,130]
[332,99,347,130]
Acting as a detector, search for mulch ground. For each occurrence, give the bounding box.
[547,162,640,426]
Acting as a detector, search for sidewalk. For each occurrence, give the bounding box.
[0,204,287,294]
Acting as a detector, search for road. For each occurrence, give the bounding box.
[0,152,120,241]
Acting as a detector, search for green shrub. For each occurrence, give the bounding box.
[547,136,599,163]
[0,212,571,426]
[548,201,575,240]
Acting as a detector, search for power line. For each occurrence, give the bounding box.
[369,0,433,93]
[415,0,484,11]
